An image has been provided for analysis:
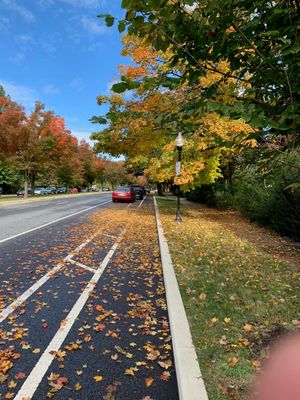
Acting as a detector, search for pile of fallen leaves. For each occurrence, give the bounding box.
[158,198,300,400]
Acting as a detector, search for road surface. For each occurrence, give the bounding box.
[0,193,112,243]
[0,196,179,399]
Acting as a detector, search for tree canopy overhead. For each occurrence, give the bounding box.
[100,0,300,136]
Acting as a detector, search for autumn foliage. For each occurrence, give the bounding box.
[0,88,125,193]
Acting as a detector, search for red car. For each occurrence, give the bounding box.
[112,186,135,202]
[70,188,78,193]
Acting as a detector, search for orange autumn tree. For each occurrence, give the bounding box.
[92,35,255,190]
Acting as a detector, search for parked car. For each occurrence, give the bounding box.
[34,187,47,195]
[112,186,135,202]
[16,188,33,196]
[145,187,151,194]
[57,187,68,193]
[130,184,145,200]
[70,188,78,193]
[45,186,57,194]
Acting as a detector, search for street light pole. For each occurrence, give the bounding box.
[175,132,184,222]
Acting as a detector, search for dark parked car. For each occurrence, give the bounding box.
[131,184,145,200]
[57,187,68,193]
[112,186,135,202]
[45,186,57,194]
[17,188,33,196]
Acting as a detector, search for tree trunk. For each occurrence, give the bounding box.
[31,174,36,195]
[24,170,29,198]
[157,183,163,196]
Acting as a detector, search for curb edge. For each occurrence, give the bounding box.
[154,196,209,400]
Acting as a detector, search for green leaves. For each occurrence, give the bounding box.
[118,21,126,33]
[111,78,140,94]
[112,82,128,94]
[105,15,115,27]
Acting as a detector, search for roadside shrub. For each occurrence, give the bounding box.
[186,149,300,241]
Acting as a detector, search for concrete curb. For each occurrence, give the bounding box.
[154,196,209,400]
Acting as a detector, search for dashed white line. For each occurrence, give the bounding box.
[67,259,96,273]
[14,231,124,400]
[0,200,111,245]
[138,195,147,208]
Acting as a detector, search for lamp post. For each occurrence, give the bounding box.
[175,132,184,222]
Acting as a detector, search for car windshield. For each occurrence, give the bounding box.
[116,187,130,191]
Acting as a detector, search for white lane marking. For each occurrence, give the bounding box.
[15,232,124,400]
[0,200,111,245]
[138,195,147,208]
[67,259,95,273]
[0,231,99,323]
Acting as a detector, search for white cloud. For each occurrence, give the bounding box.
[0,80,37,109]
[39,33,60,53]
[72,130,94,144]
[70,77,85,92]
[43,84,61,95]
[9,52,25,63]
[15,33,36,45]
[81,16,107,35]
[59,0,103,8]
[0,15,10,30]
[1,0,35,22]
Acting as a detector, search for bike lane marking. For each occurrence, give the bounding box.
[14,230,125,400]
[0,230,100,323]
[0,199,111,245]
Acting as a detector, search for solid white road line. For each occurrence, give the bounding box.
[0,231,99,323]
[14,233,124,400]
[0,200,111,245]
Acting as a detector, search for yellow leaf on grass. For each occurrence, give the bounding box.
[243,323,252,332]
[74,382,82,391]
[228,356,239,367]
[252,360,261,369]
[224,317,231,324]
[199,293,207,300]
[93,375,103,382]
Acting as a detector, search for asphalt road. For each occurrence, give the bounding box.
[0,193,112,243]
[0,196,179,399]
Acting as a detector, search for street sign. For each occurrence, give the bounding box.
[175,161,181,176]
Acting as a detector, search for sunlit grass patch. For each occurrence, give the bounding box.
[157,198,300,400]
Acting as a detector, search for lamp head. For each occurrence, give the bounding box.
[175,132,185,148]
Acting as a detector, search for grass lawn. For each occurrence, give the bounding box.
[157,197,300,400]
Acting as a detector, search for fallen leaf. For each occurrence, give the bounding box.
[94,375,103,382]
[158,360,172,369]
[160,371,171,381]
[228,356,239,367]
[145,377,154,387]
[243,323,252,332]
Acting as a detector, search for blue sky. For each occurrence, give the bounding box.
[0,0,125,144]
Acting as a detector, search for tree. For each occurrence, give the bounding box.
[101,1,300,138]
[92,36,254,191]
